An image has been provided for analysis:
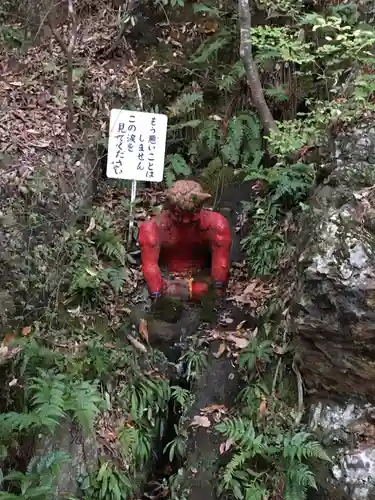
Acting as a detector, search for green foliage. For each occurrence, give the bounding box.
[239,339,273,372]
[216,417,331,500]
[81,460,135,500]
[65,207,129,305]
[168,110,263,172]
[165,154,192,186]
[0,25,25,48]
[0,452,71,499]
[241,200,286,276]
[241,162,314,274]
[0,368,103,438]
[179,341,208,382]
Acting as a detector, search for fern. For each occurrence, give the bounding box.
[165,154,192,186]
[168,91,203,117]
[244,482,269,500]
[29,370,67,433]
[100,267,127,294]
[218,60,246,91]
[284,463,317,500]
[2,452,71,499]
[216,415,329,500]
[197,120,220,155]
[283,432,331,462]
[221,117,244,165]
[192,33,232,64]
[93,228,126,266]
[0,411,38,435]
[90,206,113,229]
[65,379,103,433]
[118,424,152,469]
[170,386,193,409]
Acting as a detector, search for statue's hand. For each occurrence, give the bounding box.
[162,279,190,300]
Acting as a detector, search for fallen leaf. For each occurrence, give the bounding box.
[191,415,211,428]
[272,343,286,355]
[139,318,149,342]
[227,334,249,349]
[259,398,268,420]
[3,334,15,345]
[126,334,147,353]
[236,320,247,331]
[242,282,258,295]
[201,404,227,414]
[22,326,31,336]
[85,217,96,234]
[213,342,226,358]
[219,438,234,455]
[103,343,116,349]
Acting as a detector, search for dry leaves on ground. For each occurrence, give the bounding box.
[227,278,275,308]
[191,415,211,428]
[191,404,228,428]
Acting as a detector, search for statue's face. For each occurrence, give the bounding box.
[170,206,201,225]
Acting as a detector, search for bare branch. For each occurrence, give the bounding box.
[47,0,79,132]
[238,0,277,135]
[47,14,68,56]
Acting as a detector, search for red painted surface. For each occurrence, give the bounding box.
[139,208,232,300]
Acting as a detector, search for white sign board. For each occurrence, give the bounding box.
[106,109,168,182]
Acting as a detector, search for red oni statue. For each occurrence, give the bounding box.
[138,180,232,301]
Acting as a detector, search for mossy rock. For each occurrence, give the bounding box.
[199,158,238,208]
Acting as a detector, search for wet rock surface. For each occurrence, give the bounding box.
[289,118,375,400]
[307,399,375,500]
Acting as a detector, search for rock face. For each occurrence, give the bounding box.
[288,117,375,499]
[290,118,375,401]
[307,400,375,500]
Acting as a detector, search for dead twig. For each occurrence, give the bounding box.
[238,0,277,135]
[292,358,304,426]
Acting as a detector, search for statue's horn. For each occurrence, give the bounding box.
[197,192,211,202]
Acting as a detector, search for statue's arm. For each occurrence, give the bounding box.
[138,220,163,296]
[207,213,232,291]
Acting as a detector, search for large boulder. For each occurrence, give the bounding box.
[286,117,375,499]
[290,117,375,401]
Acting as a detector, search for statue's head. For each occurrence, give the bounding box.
[165,180,211,224]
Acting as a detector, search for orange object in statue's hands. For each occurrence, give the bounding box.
[162,279,189,300]
[161,278,209,301]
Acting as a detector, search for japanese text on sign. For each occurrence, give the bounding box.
[106,109,168,182]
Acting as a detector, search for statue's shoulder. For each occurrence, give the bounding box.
[200,209,230,231]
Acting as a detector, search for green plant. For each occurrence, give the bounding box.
[216,417,331,500]
[179,343,208,382]
[65,207,129,305]
[165,154,192,186]
[168,112,263,170]
[239,339,274,373]
[0,368,103,438]
[241,200,286,276]
[0,451,71,500]
[80,460,135,500]
[163,424,187,462]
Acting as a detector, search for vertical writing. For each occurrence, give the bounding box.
[112,121,126,175]
[146,116,157,180]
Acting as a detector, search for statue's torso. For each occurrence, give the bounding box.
[156,210,211,275]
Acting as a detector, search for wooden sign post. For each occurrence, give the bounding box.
[106,109,168,246]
